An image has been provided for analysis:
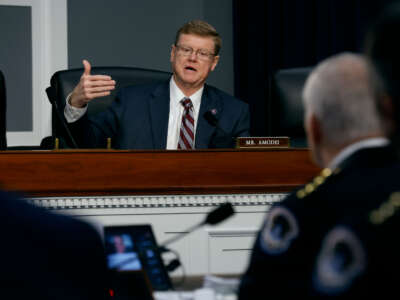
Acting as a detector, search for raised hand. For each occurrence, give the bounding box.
[69,60,116,108]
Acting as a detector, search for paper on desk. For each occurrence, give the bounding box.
[154,289,215,300]
[203,275,240,294]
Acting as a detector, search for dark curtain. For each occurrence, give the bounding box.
[0,70,6,150]
[233,0,394,136]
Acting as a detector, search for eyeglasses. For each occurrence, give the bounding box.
[175,44,216,61]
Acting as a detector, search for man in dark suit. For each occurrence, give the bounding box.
[64,20,250,149]
[238,53,400,299]
[0,190,110,299]
[308,3,400,298]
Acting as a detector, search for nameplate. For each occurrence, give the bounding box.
[236,137,290,149]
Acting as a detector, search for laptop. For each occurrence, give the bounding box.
[103,224,173,297]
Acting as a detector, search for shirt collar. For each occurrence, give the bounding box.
[328,137,390,170]
[170,76,203,113]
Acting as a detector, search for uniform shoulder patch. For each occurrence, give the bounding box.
[312,226,366,295]
[260,206,299,255]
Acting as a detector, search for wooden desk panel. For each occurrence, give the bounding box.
[0,149,319,197]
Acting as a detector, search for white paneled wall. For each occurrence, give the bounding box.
[31,193,286,275]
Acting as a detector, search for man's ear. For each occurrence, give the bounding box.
[170,45,176,63]
[378,94,396,134]
[310,114,323,145]
[210,55,220,71]
[379,93,394,118]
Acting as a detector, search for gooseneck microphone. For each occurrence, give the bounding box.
[159,202,235,250]
[203,110,218,126]
[204,110,228,135]
[204,201,235,225]
[112,203,235,275]
[203,110,236,147]
[46,87,78,148]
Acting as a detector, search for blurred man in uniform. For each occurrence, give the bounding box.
[239,52,400,299]
[310,3,400,298]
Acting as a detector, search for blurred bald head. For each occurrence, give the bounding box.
[303,53,384,167]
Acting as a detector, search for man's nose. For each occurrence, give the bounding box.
[188,51,198,61]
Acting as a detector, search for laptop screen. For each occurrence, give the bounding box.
[104,224,173,291]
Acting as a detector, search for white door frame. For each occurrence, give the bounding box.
[0,0,67,146]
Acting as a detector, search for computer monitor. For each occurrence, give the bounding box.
[104,224,173,291]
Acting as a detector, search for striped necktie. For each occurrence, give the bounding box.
[178,98,195,149]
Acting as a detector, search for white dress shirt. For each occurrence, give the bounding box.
[167,77,202,149]
[64,76,203,149]
[64,93,87,123]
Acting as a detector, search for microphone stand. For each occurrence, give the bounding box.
[159,222,204,251]
[159,202,235,252]
[203,111,236,148]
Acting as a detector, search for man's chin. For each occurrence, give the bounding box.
[181,73,199,82]
[181,77,202,87]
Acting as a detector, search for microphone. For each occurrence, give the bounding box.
[203,109,219,126]
[204,201,235,225]
[159,202,235,250]
[46,87,78,148]
[203,110,236,147]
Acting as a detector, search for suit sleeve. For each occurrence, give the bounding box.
[68,90,126,148]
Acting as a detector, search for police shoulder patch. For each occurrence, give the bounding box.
[260,206,299,255]
[312,226,366,295]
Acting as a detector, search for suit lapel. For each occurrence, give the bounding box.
[148,82,170,149]
[196,85,223,149]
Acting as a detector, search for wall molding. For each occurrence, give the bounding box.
[206,228,258,237]
[28,193,286,210]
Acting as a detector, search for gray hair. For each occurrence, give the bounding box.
[302,53,383,147]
